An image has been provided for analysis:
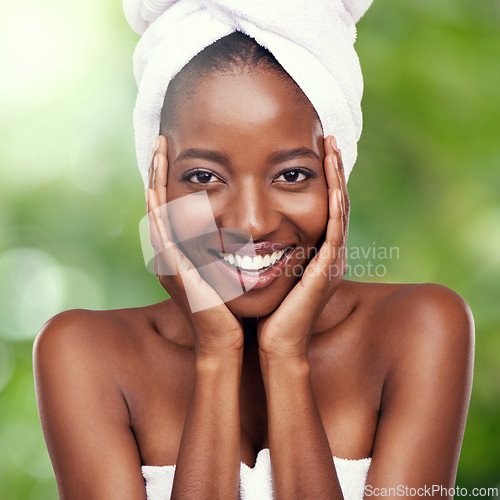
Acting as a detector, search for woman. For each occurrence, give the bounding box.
[33,6,474,500]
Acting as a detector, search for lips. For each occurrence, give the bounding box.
[208,244,296,291]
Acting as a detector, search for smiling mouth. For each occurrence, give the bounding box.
[213,248,293,274]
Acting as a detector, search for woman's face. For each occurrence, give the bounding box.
[165,67,328,317]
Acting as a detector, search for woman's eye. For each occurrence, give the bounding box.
[184,170,220,184]
[274,169,310,183]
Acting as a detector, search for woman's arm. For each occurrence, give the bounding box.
[33,310,147,500]
[171,349,243,500]
[260,354,344,499]
[259,283,473,500]
[149,136,244,499]
[34,308,244,500]
[365,283,474,498]
[255,137,473,498]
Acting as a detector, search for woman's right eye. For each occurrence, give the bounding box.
[182,169,221,184]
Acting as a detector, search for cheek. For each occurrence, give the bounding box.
[166,188,218,245]
[285,188,329,245]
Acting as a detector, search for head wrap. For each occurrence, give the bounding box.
[124,0,373,186]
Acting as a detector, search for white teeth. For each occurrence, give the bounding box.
[269,251,279,266]
[235,254,244,268]
[219,249,287,272]
[252,255,264,270]
[242,256,253,270]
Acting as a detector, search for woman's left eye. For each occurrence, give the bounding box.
[274,169,312,184]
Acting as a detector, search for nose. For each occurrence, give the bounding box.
[217,179,282,241]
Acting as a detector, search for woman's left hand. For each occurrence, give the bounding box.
[257,135,349,362]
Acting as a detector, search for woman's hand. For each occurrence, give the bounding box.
[145,135,243,358]
[257,135,349,362]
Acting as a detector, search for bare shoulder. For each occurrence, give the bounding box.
[338,280,475,378]
[32,307,161,498]
[34,308,137,374]
[384,282,472,320]
[33,303,180,393]
[373,282,475,355]
[353,281,476,405]
[342,280,474,338]
[33,300,191,397]
[354,283,475,483]
[34,307,125,347]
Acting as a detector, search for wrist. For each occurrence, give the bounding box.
[196,347,244,371]
[259,350,311,381]
[258,342,310,366]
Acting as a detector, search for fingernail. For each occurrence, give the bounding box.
[336,189,342,207]
[154,156,159,171]
[330,137,339,153]
[331,152,338,170]
[154,137,161,153]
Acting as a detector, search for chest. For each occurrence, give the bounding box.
[125,332,384,467]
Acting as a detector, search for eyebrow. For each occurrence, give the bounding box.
[174,149,230,167]
[267,147,320,164]
[174,147,321,166]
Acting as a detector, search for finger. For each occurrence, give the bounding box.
[146,188,170,257]
[332,140,349,218]
[154,138,171,235]
[318,187,343,266]
[146,142,228,313]
[329,135,339,155]
[148,186,209,280]
[148,137,160,190]
[147,187,185,280]
[328,138,349,241]
[340,239,348,277]
[324,135,335,157]
[154,136,168,208]
[147,186,224,314]
[327,143,349,275]
[324,149,341,197]
[301,185,343,291]
[316,139,343,265]
[323,146,343,236]
[278,188,342,316]
[149,136,173,240]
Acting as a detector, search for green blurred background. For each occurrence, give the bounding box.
[0,0,498,498]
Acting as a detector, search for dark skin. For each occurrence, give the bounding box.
[33,67,474,500]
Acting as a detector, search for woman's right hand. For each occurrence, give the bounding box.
[145,135,244,358]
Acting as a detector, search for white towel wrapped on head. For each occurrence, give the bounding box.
[123,0,374,187]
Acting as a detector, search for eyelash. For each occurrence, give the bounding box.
[181,169,222,185]
[181,168,316,185]
[273,168,316,184]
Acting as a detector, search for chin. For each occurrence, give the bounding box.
[223,278,298,318]
[225,298,279,319]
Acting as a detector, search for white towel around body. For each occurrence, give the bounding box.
[141,448,372,499]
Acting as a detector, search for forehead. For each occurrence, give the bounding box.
[170,68,323,149]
